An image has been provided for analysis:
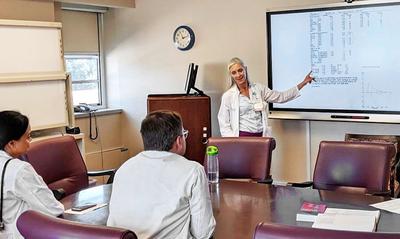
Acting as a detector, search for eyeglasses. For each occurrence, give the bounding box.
[182,129,189,139]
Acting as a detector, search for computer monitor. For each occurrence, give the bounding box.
[267,1,400,123]
[185,63,203,95]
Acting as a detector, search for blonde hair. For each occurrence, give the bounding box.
[228,57,245,71]
[227,57,249,87]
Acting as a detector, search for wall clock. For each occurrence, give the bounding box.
[173,25,195,51]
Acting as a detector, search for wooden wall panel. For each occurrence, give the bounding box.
[147,94,211,164]
[0,0,55,21]
[56,0,134,8]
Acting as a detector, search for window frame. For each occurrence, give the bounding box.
[63,12,106,109]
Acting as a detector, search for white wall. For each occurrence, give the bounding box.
[103,0,400,182]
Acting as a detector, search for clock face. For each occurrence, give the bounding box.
[173,26,195,51]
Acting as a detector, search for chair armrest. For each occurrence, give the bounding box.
[367,190,391,197]
[87,169,115,177]
[257,178,273,184]
[52,188,66,200]
[87,169,116,184]
[287,181,313,188]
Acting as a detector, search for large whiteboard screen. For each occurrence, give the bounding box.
[0,25,63,74]
[267,2,400,121]
[0,80,68,130]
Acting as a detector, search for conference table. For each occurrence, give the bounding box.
[60,180,400,238]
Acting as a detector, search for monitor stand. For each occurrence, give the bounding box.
[187,86,204,96]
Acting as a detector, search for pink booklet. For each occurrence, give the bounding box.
[300,202,327,213]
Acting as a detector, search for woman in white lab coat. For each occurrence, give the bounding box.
[0,111,64,239]
[218,57,314,137]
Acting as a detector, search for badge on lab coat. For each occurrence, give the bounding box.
[251,91,263,111]
[253,102,263,111]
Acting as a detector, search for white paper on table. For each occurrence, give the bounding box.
[64,203,108,215]
[371,199,400,214]
[324,208,380,221]
[296,213,318,222]
[312,213,376,232]
[311,208,380,232]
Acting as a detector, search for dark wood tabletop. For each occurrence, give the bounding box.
[61,180,400,239]
[60,184,111,225]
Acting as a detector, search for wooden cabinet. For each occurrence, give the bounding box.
[147,94,211,164]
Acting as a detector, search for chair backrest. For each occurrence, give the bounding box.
[205,137,276,181]
[313,141,396,194]
[345,133,400,197]
[24,135,89,196]
[17,210,137,239]
[253,222,400,239]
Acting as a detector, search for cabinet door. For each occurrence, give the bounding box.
[86,152,104,185]
[147,94,211,164]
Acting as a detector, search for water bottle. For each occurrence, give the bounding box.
[206,145,219,184]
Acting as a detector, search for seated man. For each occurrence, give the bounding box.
[107,110,215,239]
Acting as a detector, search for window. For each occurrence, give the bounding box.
[61,9,105,107]
[65,54,101,105]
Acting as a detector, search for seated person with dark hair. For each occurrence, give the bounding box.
[0,111,64,239]
[107,110,215,239]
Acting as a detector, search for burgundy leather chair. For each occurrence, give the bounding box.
[23,135,115,197]
[205,137,276,183]
[292,141,396,195]
[344,133,400,197]
[17,210,137,239]
[253,222,400,239]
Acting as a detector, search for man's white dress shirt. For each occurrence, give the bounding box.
[0,150,65,239]
[107,151,215,239]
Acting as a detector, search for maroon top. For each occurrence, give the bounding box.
[239,131,263,137]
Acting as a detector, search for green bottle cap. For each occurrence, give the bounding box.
[206,145,218,156]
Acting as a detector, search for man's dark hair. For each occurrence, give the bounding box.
[140,110,183,151]
[0,111,29,150]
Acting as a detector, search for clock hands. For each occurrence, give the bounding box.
[182,32,189,39]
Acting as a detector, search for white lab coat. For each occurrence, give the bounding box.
[0,150,64,239]
[107,151,215,239]
[218,83,299,137]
